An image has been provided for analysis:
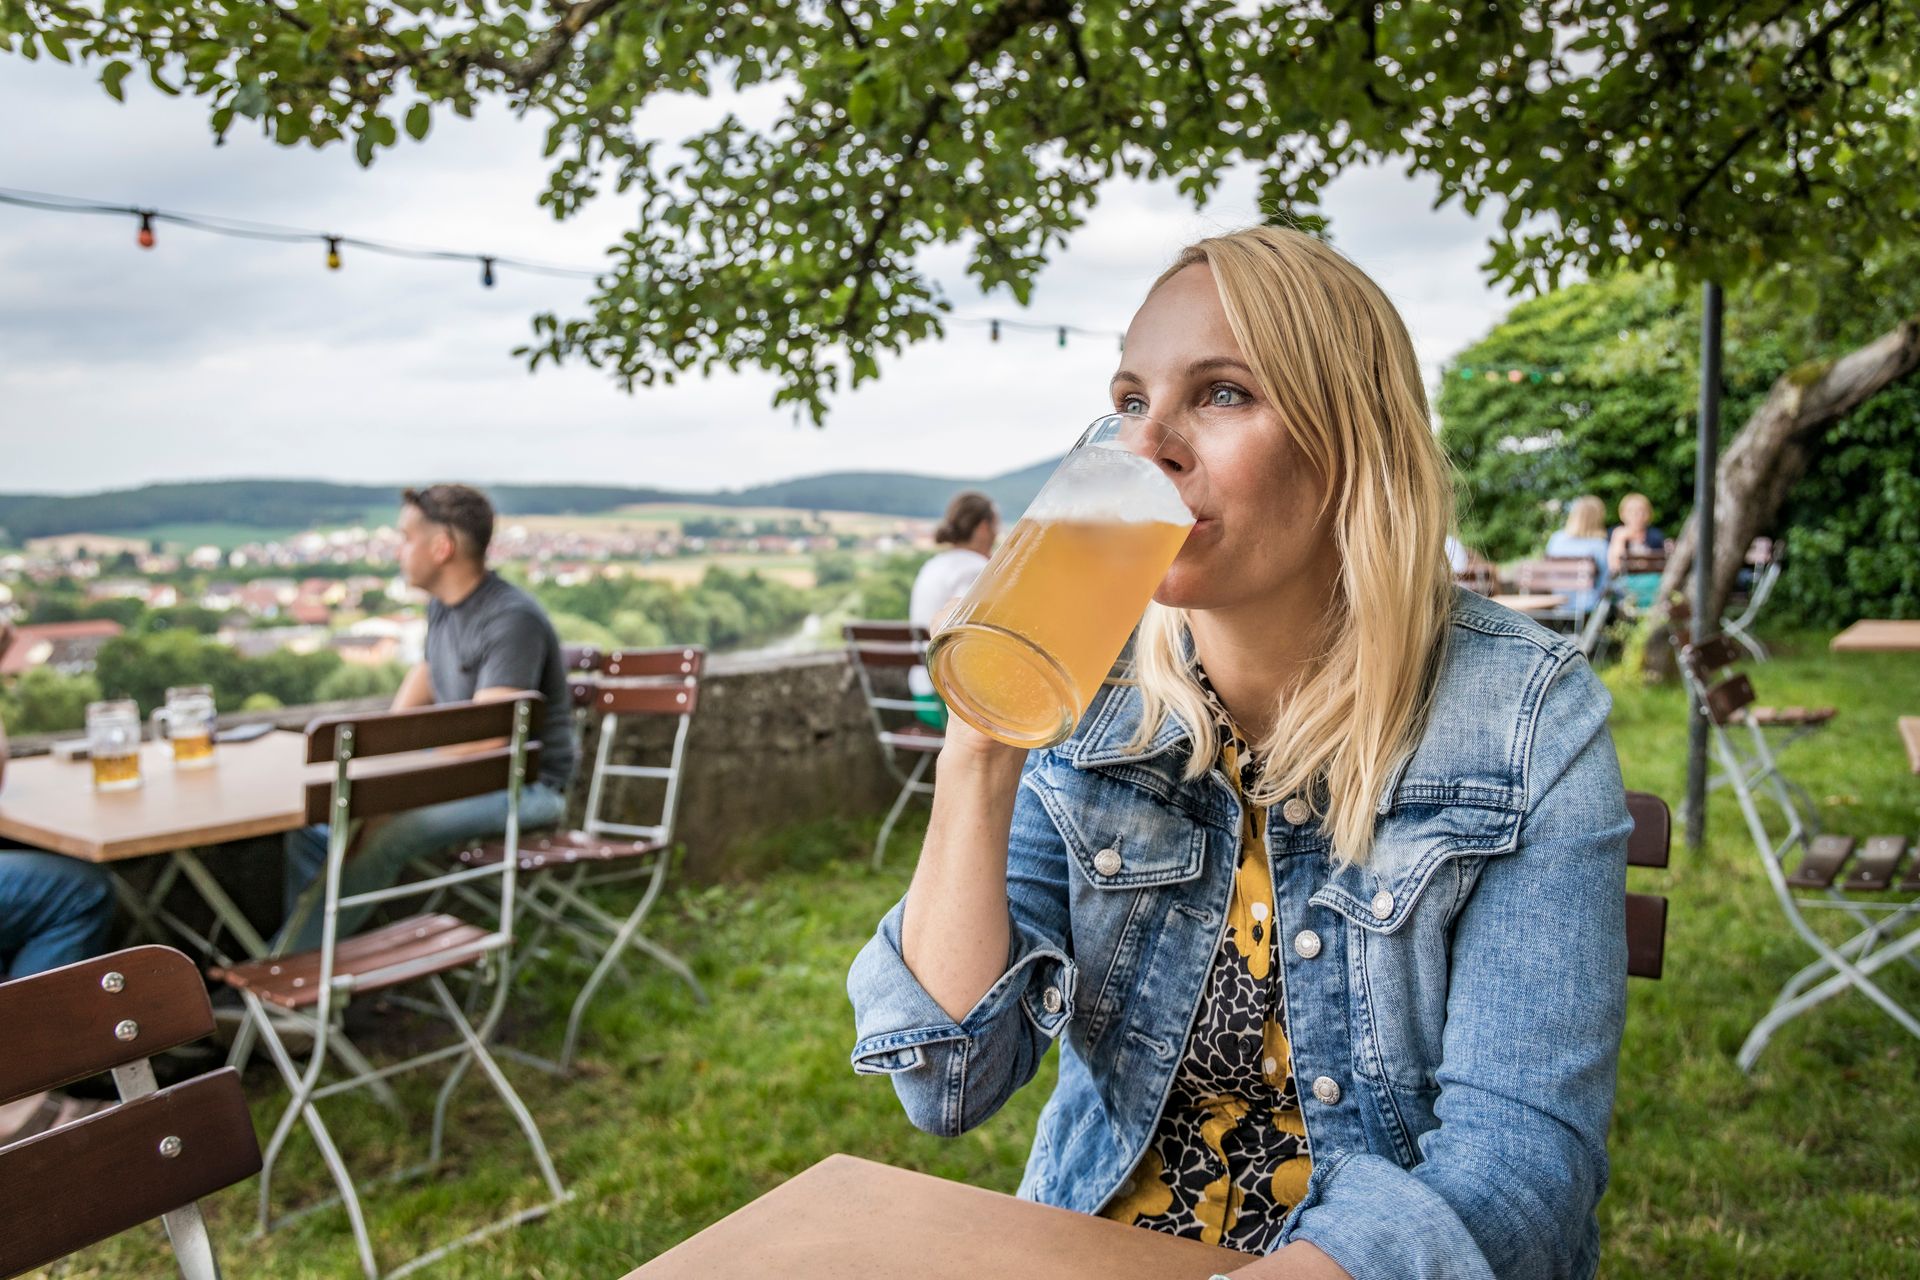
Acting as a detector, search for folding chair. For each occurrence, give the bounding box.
[1453,558,1500,597]
[206,696,567,1279]
[1625,791,1671,981]
[0,945,260,1280]
[457,646,709,1074]
[1722,536,1782,662]
[844,622,944,868]
[1679,634,1833,809]
[1685,659,1920,1072]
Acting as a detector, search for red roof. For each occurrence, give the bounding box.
[1,620,125,676]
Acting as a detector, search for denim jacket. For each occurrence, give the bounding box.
[847,590,1630,1280]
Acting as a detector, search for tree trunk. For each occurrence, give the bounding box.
[1643,314,1920,680]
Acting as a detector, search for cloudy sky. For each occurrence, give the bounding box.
[0,55,1518,497]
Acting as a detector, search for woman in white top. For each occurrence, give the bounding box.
[908,491,999,723]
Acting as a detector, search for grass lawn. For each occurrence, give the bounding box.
[37,627,1920,1277]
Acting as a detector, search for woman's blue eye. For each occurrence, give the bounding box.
[1210,384,1249,407]
[1120,394,1148,414]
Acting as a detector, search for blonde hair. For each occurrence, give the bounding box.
[1126,227,1456,867]
[1563,495,1607,540]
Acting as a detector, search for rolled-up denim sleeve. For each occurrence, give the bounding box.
[847,754,1076,1137]
[1289,656,1630,1280]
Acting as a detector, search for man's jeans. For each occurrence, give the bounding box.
[0,850,115,978]
[281,783,567,953]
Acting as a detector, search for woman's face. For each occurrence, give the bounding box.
[1621,497,1652,531]
[1112,263,1337,613]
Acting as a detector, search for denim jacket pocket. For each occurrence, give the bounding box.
[1030,769,1208,891]
[1310,798,1520,936]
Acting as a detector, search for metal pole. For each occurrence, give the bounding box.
[1685,281,1724,852]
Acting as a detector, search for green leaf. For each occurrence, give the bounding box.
[405,102,431,141]
[100,61,131,102]
[354,130,376,167]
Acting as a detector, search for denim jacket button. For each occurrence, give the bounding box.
[1093,848,1123,876]
[1370,890,1395,919]
[1312,1076,1342,1106]
[1282,797,1310,826]
[1293,930,1322,959]
[1042,986,1063,1014]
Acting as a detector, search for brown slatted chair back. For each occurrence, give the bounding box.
[1620,551,1668,574]
[1624,791,1672,981]
[1682,635,1745,684]
[844,620,929,669]
[306,698,524,762]
[602,647,705,680]
[1703,672,1757,726]
[0,947,261,1279]
[581,679,701,720]
[1514,556,1598,594]
[1454,561,1500,597]
[0,945,210,1101]
[562,643,606,673]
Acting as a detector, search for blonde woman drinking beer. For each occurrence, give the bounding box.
[849,226,1630,1280]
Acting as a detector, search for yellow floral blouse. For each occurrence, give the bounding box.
[1100,668,1311,1251]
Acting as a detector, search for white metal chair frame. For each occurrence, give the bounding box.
[1685,656,1920,1073]
[228,697,568,1280]
[844,623,944,869]
[1722,541,1783,662]
[506,669,711,1074]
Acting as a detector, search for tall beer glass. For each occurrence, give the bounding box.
[86,699,143,792]
[927,413,1206,748]
[152,684,217,768]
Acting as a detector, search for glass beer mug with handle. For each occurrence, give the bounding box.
[86,699,144,792]
[928,412,1207,749]
[151,684,217,769]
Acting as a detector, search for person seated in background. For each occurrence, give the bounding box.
[1547,495,1612,614]
[0,685,117,1144]
[279,484,577,951]
[906,492,999,729]
[1608,492,1666,575]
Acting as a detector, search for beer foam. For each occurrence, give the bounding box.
[1024,443,1196,525]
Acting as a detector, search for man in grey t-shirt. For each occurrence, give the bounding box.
[281,484,576,950]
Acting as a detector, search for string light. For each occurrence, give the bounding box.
[1453,362,1570,386]
[1,186,1129,345]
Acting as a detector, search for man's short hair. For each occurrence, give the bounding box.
[402,484,495,563]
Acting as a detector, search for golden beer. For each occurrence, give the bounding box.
[930,517,1190,747]
[90,750,142,792]
[170,729,215,767]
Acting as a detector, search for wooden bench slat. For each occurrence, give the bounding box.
[1843,836,1909,893]
[0,1069,260,1278]
[1787,834,1856,890]
[1625,892,1667,981]
[0,947,211,1106]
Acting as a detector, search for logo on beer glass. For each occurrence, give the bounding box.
[927,413,1206,748]
[86,699,144,792]
[152,685,217,769]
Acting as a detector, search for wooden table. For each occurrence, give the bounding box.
[0,732,311,958]
[622,1154,1252,1279]
[1830,620,1920,653]
[1491,593,1567,616]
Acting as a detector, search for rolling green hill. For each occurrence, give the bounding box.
[0,461,1060,545]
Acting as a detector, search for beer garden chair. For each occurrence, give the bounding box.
[205,696,567,1279]
[1722,536,1784,662]
[844,621,944,869]
[1680,643,1920,1073]
[454,646,710,1074]
[1513,556,1613,659]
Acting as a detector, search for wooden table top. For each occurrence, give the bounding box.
[1830,620,1920,653]
[621,1154,1251,1279]
[1491,593,1568,615]
[0,731,310,862]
